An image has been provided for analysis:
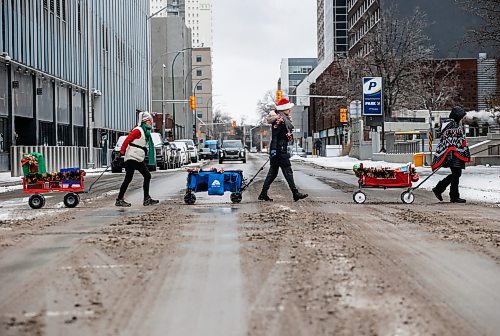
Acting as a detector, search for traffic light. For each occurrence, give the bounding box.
[189,95,196,110]
[276,89,283,102]
[340,107,348,123]
[232,120,236,128]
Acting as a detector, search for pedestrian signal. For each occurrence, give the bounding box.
[189,95,196,110]
[340,107,348,123]
[276,89,283,102]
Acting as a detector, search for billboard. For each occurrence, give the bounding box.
[363,77,383,116]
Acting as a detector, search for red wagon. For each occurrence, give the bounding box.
[22,170,85,209]
[352,163,419,204]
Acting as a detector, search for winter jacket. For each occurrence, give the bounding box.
[268,111,293,167]
[431,107,471,171]
[121,127,148,162]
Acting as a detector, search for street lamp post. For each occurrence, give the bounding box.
[171,47,192,140]
[161,64,166,140]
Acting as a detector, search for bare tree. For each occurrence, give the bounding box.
[352,6,434,150]
[407,60,461,150]
[212,108,231,141]
[457,0,500,56]
[256,90,276,123]
[358,6,434,117]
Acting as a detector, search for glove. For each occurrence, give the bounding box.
[270,149,277,158]
[117,152,123,158]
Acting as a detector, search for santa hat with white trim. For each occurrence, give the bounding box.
[276,98,294,111]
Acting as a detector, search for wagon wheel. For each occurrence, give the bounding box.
[184,192,196,205]
[353,190,366,204]
[28,194,45,209]
[401,190,415,204]
[230,192,242,204]
[64,192,80,208]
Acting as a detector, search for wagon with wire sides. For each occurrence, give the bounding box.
[352,163,420,204]
[184,168,245,204]
[22,168,86,209]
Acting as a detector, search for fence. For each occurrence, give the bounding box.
[10,146,108,177]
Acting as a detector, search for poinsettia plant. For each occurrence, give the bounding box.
[25,170,86,185]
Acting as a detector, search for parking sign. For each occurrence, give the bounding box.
[363,77,383,116]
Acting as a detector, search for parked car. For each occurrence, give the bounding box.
[111,132,167,172]
[288,146,307,158]
[174,139,198,163]
[219,139,246,164]
[170,142,189,166]
[164,142,181,168]
[198,147,214,160]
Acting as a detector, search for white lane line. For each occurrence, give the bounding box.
[275,260,299,264]
[60,264,137,270]
[22,310,95,318]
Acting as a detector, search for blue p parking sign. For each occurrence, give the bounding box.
[363,77,383,116]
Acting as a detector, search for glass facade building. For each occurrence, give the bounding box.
[0,0,149,169]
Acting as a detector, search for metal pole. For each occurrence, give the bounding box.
[171,48,191,140]
[86,0,94,168]
[162,64,166,140]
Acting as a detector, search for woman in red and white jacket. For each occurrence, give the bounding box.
[115,112,159,207]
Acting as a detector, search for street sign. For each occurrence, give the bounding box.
[362,77,383,116]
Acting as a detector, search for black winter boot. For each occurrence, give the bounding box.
[115,198,131,207]
[450,198,466,203]
[258,193,273,202]
[143,197,159,206]
[432,187,443,201]
[293,192,308,202]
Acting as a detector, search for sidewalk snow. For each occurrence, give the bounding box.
[294,156,500,204]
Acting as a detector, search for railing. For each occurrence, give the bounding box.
[10,146,106,177]
[388,140,422,154]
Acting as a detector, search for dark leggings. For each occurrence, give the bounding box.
[118,160,151,200]
[434,167,462,200]
[260,164,298,195]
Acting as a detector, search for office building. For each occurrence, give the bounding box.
[348,0,491,58]
[185,0,213,48]
[317,0,348,63]
[151,16,193,140]
[150,0,185,17]
[280,58,317,99]
[191,47,212,138]
[0,0,149,171]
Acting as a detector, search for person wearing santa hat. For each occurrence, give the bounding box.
[258,98,308,202]
[115,111,159,207]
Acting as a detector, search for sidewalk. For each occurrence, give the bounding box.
[292,155,500,204]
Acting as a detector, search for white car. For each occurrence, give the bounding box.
[170,142,189,165]
[174,139,198,163]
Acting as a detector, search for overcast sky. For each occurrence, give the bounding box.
[212,0,317,125]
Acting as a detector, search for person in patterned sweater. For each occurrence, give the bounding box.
[258,98,308,202]
[431,106,471,203]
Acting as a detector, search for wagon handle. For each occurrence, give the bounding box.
[240,158,270,192]
[86,160,116,194]
[411,166,442,190]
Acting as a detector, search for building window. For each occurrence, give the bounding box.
[196,55,202,62]
[196,97,203,104]
[196,69,202,76]
[196,84,202,91]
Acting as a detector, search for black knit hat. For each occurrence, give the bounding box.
[449,106,466,122]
